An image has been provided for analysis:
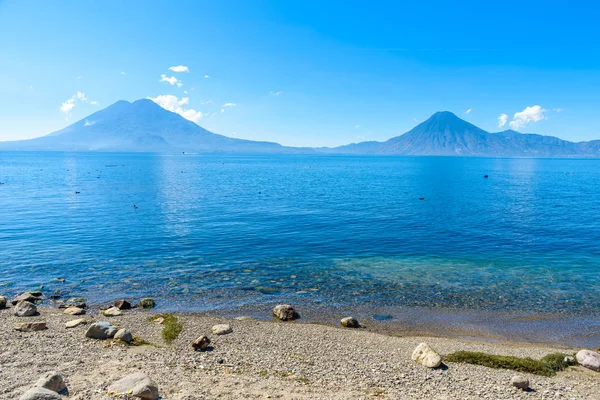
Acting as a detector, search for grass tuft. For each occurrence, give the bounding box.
[445,351,577,377]
[151,313,184,344]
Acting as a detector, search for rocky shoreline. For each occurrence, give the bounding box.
[1,295,599,399]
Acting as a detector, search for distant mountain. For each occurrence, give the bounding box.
[2,104,599,157]
[0,99,311,154]
[319,111,600,157]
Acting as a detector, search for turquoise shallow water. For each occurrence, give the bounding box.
[1,152,599,345]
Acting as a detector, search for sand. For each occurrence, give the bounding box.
[1,306,599,399]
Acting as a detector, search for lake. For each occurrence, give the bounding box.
[1,152,599,346]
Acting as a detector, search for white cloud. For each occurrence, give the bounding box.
[183,90,188,94]
[553,108,563,113]
[204,75,210,79]
[160,74,178,85]
[355,125,360,128]
[84,120,95,126]
[169,65,189,73]
[59,91,98,114]
[176,82,183,87]
[466,108,472,114]
[120,71,126,75]
[221,108,224,113]
[509,105,546,130]
[148,94,202,123]
[269,91,283,96]
[222,103,236,107]
[412,117,417,122]
[497,113,508,128]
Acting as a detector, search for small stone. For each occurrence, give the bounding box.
[11,292,41,306]
[115,328,133,343]
[0,296,7,308]
[192,335,211,351]
[576,349,600,371]
[114,299,131,310]
[340,317,360,328]
[102,306,123,317]
[564,355,575,363]
[272,304,299,321]
[85,321,117,339]
[511,375,529,390]
[14,300,37,317]
[107,372,159,400]
[140,298,155,309]
[14,322,47,332]
[19,387,62,400]
[212,324,233,335]
[63,307,85,315]
[35,371,67,394]
[65,318,86,328]
[235,316,252,321]
[411,343,442,368]
[153,317,164,324]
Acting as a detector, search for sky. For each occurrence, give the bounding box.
[1,0,599,147]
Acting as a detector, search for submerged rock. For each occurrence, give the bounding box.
[34,371,67,394]
[140,298,155,309]
[576,349,600,371]
[107,372,159,400]
[373,314,393,321]
[340,317,360,328]
[114,328,133,343]
[85,321,117,340]
[411,343,442,368]
[14,322,47,332]
[19,387,62,400]
[273,304,299,321]
[14,301,37,317]
[212,324,233,335]
[511,375,529,390]
[192,336,211,351]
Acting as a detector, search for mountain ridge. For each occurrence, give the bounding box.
[1,101,599,157]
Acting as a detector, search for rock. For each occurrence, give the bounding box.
[152,317,164,324]
[63,307,85,315]
[85,321,117,339]
[340,317,360,328]
[14,322,47,332]
[58,302,87,310]
[235,316,252,321]
[14,301,37,317]
[65,318,86,328]
[272,304,299,321]
[140,298,155,309]
[115,328,133,343]
[34,371,67,394]
[564,355,575,363]
[576,349,600,371]
[114,299,131,310]
[212,324,233,335]
[19,387,62,400]
[192,335,211,351]
[411,343,442,368]
[0,295,7,308]
[12,292,41,305]
[107,372,159,400]
[102,307,123,317]
[511,375,529,390]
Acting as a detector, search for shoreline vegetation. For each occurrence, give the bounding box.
[1,294,600,399]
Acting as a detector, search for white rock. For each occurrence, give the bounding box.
[272,304,299,321]
[340,317,360,328]
[85,321,117,339]
[14,301,37,317]
[411,342,442,368]
[102,307,123,317]
[114,328,133,343]
[107,372,159,400]
[34,371,67,394]
[576,349,600,371]
[19,387,62,400]
[511,375,529,390]
[63,307,85,316]
[212,324,233,335]
[65,318,87,328]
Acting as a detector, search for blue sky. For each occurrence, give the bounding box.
[1,0,599,147]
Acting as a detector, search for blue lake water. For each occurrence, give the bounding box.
[1,152,600,346]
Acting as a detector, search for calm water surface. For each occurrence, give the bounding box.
[1,152,599,345]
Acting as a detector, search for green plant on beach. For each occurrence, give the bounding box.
[445,351,577,377]
[151,313,184,344]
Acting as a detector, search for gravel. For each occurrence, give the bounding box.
[1,306,599,399]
